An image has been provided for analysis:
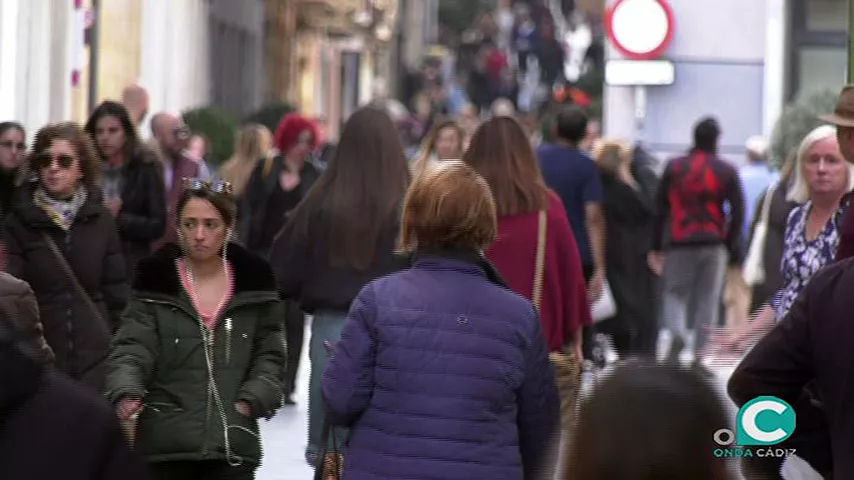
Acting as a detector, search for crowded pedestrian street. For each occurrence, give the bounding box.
[256,326,741,480]
[3,0,854,479]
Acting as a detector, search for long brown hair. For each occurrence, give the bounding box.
[285,107,411,270]
[219,124,271,198]
[461,116,549,216]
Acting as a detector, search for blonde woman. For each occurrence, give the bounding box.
[712,125,854,354]
[410,119,465,176]
[592,140,659,357]
[218,124,272,200]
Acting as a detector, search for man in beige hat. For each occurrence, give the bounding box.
[823,85,854,261]
[820,85,854,161]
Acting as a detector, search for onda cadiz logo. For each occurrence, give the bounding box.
[713,396,796,459]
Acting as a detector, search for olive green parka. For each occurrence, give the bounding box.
[105,243,285,466]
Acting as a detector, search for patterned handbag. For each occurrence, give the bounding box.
[532,210,582,431]
[313,418,343,480]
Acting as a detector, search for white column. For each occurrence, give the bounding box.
[49,0,75,122]
[190,0,211,110]
[17,0,53,133]
[0,0,20,121]
[163,0,210,114]
[763,0,786,136]
[358,46,374,106]
[140,0,169,117]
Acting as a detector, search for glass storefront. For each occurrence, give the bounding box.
[806,0,847,31]
[790,0,847,99]
[798,47,847,95]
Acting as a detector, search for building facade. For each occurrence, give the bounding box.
[0,0,431,140]
[209,0,266,118]
[787,0,847,98]
[603,0,770,165]
[264,0,404,140]
[603,0,853,165]
[0,0,82,134]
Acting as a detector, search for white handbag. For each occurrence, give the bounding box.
[591,281,617,323]
[743,183,777,286]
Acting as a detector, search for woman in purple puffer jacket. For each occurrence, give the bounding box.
[322,160,560,480]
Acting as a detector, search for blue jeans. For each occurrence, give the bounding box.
[305,311,349,466]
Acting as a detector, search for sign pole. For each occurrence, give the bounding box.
[634,85,647,144]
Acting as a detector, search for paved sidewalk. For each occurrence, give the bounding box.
[257,322,313,480]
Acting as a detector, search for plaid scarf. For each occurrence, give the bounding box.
[33,187,88,231]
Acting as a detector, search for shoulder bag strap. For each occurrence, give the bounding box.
[40,231,104,324]
[758,183,776,226]
[532,209,547,311]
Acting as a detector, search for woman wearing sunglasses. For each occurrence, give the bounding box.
[1,122,128,391]
[106,178,285,480]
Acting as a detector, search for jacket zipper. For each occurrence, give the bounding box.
[225,317,232,365]
[63,231,75,373]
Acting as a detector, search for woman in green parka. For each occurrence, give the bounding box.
[105,178,286,480]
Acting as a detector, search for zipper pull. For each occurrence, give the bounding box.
[225,318,232,364]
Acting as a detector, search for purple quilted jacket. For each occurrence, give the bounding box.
[322,254,560,480]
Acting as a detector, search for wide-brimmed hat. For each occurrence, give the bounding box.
[819,85,854,127]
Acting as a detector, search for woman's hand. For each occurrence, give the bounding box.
[647,251,665,276]
[702,325,746,358]
[571,332,584,365]
[116,397,142,420]
[587,269,605,302]
[702,304,776,358]
[104,197,122,216]
[235,400,252,417]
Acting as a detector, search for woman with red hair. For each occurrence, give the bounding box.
[239,112,321,406]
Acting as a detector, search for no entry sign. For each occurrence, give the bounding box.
[605,0,675,60]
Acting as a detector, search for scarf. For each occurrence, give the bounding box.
[33,186,88,231]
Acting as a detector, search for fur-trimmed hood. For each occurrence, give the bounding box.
[133,242,277,297]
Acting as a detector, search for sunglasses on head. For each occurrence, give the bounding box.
[32,152,75,170]
[182,178,233,195]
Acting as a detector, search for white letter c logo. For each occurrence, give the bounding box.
[741,400,788,443]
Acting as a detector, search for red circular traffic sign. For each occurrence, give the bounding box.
[605,0,675,60]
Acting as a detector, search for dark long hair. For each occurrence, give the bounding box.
[84,101,142,161]
[0,122,25,139]
[462,116,549,216]
[285,107,411,270]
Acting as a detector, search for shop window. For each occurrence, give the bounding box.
[806,0,847,31]
[797,47,847,97]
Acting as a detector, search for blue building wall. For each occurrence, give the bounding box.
[603,0,768,167]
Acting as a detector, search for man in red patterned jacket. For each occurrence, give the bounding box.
[650,117,745,361]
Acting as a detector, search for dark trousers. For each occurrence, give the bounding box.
[582,264,600,363]
[149,461,255,480]
[283,298,305,395]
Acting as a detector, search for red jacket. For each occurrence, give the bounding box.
[486,191,592,351]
